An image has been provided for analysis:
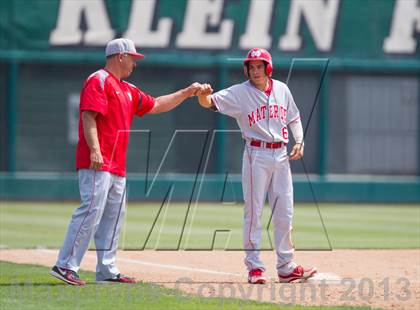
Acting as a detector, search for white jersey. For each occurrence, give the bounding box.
[212,79,300,143]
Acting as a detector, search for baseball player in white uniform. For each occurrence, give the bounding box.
[197,48,317,283]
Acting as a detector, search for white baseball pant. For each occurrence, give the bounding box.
[55,169,126,281]
[242,143,295,274]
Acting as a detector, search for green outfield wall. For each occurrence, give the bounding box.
[1,173,420,203]
[1,0,419,202]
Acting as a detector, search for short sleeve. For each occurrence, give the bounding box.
[80,76,108,115]
[135,89,155,117]
[286,86,300,124]
[211,86,240,118]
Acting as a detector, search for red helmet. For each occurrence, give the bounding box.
[243,48,273,77]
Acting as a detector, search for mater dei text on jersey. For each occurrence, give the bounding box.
[248,105,287,128]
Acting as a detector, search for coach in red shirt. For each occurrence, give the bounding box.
[50,38,204,286]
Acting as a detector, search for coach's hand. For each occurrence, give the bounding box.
[90,150,104,170]
[289,143,304,160]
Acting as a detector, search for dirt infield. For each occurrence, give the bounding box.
[1,249,419,309]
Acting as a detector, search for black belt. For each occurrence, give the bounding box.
[250,139,284,149]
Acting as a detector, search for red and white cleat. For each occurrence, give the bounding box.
[248,268,267,284]
[278,265,317,283]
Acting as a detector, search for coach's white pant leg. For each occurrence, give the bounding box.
[242,147,273,272]
[56,170,112,272]
[267,149,295,274]
[94,174,126,281]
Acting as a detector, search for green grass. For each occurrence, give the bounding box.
[0,202,419,249]
[0,261,370,310]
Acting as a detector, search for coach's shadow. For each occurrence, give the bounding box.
[0,281,73,287]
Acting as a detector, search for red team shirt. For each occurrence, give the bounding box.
[76,69,155,176]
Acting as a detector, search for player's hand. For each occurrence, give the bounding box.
[196,83,213,96]
[90,150,104,170]
[289,143,304,160]
[196,83,214,109]
[186,82,203,97]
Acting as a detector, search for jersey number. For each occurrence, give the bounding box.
[282,127,288,140]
